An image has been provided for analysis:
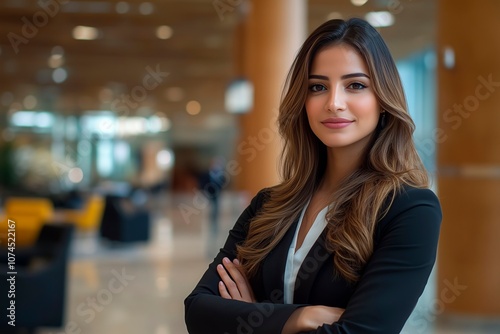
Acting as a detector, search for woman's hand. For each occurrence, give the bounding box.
[217,257,256,303]
[282,305,345,334]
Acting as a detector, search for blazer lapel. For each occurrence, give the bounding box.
[293,228,332,304]
[260,218,299,303]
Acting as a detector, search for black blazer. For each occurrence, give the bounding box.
[185,186,442,334]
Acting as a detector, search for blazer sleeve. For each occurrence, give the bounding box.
[302,187,442,334]
[184,189,303,334]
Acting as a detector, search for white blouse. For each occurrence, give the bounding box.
[283,203,329,304]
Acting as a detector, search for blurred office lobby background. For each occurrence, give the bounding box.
[0,0,499,333]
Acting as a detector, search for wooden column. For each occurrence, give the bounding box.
[437,0,500,316]
[236,0,306,196]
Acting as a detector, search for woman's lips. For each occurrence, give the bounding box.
[321,118,354,129]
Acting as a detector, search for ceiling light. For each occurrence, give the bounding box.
[23,95,37,109]
[36,112,54,127]
[11,111,35,127]
[365,11,394,27]
[139,2,154,15]
[72,25,99,40]
[165,87,184,102]
[156,25,173,40]
[148,116,162,133]
[156,150,174,170]
[48,54,64,68]
[51,45,64,56]
[351,0,368,6]
[225,79,253,114]
[186,100,201,115]
[327,12,343,20]
[52,68,68,83]
[10,111,54,128]
[68,167,84,183]
[116,1,129,14]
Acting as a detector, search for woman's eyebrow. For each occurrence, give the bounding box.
[309,74,329,80]
[308,73,370,80]
[341,72,370,80]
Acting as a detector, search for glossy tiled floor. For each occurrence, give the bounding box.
[38,192,499,334]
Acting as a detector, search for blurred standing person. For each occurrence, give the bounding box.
[199,157,227,258]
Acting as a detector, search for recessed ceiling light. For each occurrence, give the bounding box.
[116,1,129,14]
[52,68,68,83]
[156,25,173,40]
[351,0,368,6]
[186,100,201,115]
[139,2,154,15]
[327,12,343,20]
[68,167,84,183]
[165,87,184,102]
[51,45,64,56]
[11,111,36,127]
[72,26,99,40]
[365,11,394,27]
[23,95,37,109]
[36,112,54,128]
[48,54,64,68]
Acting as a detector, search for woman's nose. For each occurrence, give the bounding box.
[326,86,347,112]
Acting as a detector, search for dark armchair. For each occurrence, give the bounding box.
[0,223,75,333]
[99,195,150,243]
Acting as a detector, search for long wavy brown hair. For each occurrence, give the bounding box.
[237,18,429,283]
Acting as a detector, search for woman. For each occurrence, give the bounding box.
[185,18,441,334]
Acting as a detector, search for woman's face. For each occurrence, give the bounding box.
[305,43,380,152]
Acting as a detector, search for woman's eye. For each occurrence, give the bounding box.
[348,82,366,90]
[309,84,326,92]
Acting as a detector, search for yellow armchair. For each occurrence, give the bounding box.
[60,195,104,232]
[0,197,54,247]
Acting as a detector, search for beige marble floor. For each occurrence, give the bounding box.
[37,192,499,334]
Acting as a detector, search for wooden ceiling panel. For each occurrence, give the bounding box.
[0,0,435,117]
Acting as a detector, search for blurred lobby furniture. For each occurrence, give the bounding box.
[59,194,105,232]
[0,197,54,247]
[0,223,75,333]
[99,195,150,243]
